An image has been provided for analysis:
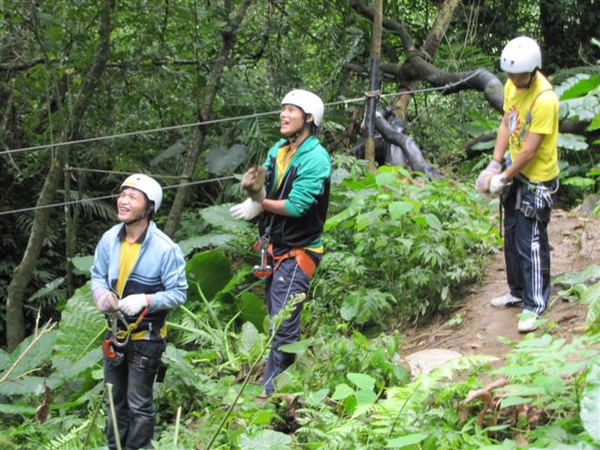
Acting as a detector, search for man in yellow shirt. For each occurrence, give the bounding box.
[91,174,187,449]
[476,37,559,333]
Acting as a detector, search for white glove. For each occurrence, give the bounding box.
[119,294,149,316]
[93,289,118,314]
[475,160,502,193]
[230,198,263,220]
[489,173,512,196]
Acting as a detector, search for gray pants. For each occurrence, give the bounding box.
[263,255,316,395]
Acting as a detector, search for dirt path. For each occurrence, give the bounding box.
[404,208,600,362]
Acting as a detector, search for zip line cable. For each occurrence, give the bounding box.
[0,72,484,217]
[0,175,236,217]
[0,74,482,157]
[66,167,182,179]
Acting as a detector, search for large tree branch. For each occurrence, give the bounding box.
[349,0,415,54]
[421,0,461,58]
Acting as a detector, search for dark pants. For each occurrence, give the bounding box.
[263,255,318,395]
[104,340,165,450]
[503,178,557,315]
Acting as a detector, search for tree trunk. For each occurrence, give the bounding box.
[364,0,383,173]
[164,0,252,237]
[5,0,116,352]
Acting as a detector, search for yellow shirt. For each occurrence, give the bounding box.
[115,240,141,296]
[504,73,559,182]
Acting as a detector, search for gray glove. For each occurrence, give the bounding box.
[475,160,502,193]
[241,166,266,202]
[93,289,119,314]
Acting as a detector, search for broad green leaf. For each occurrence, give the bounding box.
[376,171,398,188]
[387,433,428,448]
[178,233,235,257]
[237,291,267,330]
[186,250,233,300]
[150,139,186,166]
[560,74,600,100]
[500,396,530,408]
[28,277,65,302]
[238,429,291,450]
[331,383,354,400]
[0,403,36,416]
[199,204,252,232]
[347,372,376,390]
[582,281,600,328]
[558,133,589,151]
[0,375,53,396]
[205,144,247,175]
[0,330,57,379]
[389,201,413,219]
[71,255,94,275]
[555,265,600,287]
[305,388,330,407]
[279,339,312,354]
[588,112,600,131]
[580,363,600,441]
[424,213,442,230]
[472,140,495,151]
[355,388,377,405]
[53,347,103,380]
[561,177,595,188]
[340,293,360,321]
[55,283,106,362]
[239,322,260,356]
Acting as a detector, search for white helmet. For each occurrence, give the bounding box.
[500,36,542,73]
[121,174,163,213]
[281,89,325,126]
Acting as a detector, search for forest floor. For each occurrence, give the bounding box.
[403,207,600,371]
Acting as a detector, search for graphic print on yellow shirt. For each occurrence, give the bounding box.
[504,73,559,182]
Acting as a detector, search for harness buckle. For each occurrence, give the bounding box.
[253,235,273,278]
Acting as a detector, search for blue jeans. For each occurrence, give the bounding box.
[503,178,556,315]
[263,255,317,395]
[104,340,165,450]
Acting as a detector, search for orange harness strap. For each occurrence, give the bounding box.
[267,244,317,278]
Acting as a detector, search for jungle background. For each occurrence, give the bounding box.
[1,0,599,449]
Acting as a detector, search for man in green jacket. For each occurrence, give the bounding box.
[231,89,331,396]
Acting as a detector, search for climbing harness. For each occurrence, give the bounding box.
[102,308,148,361]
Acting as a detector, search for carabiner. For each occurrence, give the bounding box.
[110,311,132,348]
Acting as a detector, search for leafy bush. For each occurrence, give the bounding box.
[313,157,500,327]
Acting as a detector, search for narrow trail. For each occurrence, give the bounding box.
[404,208,600,366]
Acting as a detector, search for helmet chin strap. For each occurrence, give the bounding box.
[524,70,537,89]
[124,204,153,226]
[289,115,310,144]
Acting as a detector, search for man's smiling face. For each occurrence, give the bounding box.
[117,187,148,223]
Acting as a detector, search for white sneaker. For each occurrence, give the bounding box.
[518,312,541,333]
[490,293,523,308]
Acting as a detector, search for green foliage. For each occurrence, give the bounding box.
[555,265,600,332]
[315,159,499,326]
[494,333,600,446]
[556,73,600,203]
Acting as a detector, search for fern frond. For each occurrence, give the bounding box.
[44,419,90,450]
